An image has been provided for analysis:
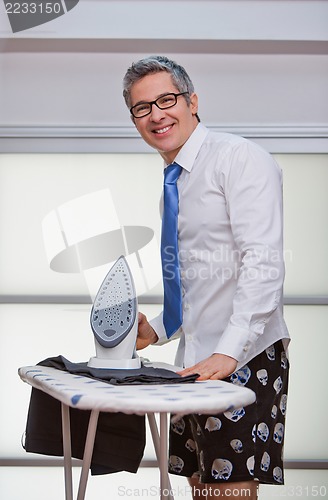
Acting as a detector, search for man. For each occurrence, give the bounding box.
[123,56,290,499]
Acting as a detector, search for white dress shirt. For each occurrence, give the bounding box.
[150,123,290,370]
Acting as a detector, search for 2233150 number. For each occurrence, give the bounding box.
[5,3,62,14]
[273,485,327,497]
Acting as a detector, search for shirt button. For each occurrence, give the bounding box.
[186,334,193,341]
[181,271,185,279]
[184,303,190,311]
[243,345,249,352]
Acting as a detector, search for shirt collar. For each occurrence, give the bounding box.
[164,123,209,172]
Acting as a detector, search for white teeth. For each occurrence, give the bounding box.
[155,126,171,134]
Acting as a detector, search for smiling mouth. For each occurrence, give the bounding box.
[153,125,172,135]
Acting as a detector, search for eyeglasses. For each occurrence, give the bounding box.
[130,92,189,118]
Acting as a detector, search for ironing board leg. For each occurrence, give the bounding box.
[61,403,73,500]
[147,413,161,460]
[159,413,170,500]
[147,413,174,500]
[77,409,99,500]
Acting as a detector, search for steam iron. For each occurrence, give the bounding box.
[87,255,141,369]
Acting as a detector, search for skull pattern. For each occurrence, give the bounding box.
[273,423,284,444]
[223,407,245,422]
[257,422,270,442]
[260,452,271,472]
[171,418,185,435]
[266,345,276,361]
[257,368,268,386]
[279,394,287,416]
[205,416,222,432]
[252,424,257,442]
[169,455,184,474]
[168,340,288,486]
[230,439,243,453]
[273,466,283,483]
[230,365,251,386]
[271,405,278,419]
[185,438,196,452]
[211,458,233,480]
[246,455,255,476]
[281,351,288,369]
[273,376,283,394]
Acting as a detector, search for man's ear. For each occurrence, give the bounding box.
[189,93,199,117]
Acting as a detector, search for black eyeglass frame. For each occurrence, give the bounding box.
[130,92,189,118]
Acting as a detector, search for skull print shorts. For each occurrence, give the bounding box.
[168,340,289,485]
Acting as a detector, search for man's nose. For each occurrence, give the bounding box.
[149,104,166,121]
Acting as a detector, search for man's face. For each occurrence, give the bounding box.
[129,72,199,164]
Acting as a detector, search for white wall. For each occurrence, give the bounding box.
[0,52,327,131]
[0,0,327,153]
[0,153,327,299]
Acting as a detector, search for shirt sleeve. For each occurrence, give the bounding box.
[214,140,285,364]
[149,311,182,346]
[149,311,167,345]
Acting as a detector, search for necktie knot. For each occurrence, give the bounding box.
[164,162,182,185]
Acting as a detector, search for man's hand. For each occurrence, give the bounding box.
[136,312,159,350]
[177,353,237,381]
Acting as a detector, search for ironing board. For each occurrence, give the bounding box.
[18,365,256,500]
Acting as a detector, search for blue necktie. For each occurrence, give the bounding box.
[161,162,183,338]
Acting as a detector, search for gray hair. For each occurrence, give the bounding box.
[123,55,196,110]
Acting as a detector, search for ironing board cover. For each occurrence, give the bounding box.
[19,365,256,416]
